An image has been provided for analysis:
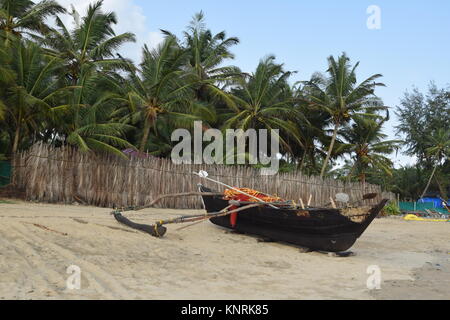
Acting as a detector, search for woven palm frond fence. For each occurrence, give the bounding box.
[11,143,395,209]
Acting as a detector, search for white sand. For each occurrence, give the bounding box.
[0,200,449,300]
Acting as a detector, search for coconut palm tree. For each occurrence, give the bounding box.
[115,36,200,152]
[159,11,242,129]
[340,114,402,184]
[44,81,137,159]
[0,39,67,154]
[181,11,241,104]
[0,0,65,43]
[302,53,386,178]
[223,55,305,155]
[420,128,450,198]
[43,0,135,85]
[291,80,332,171]
[61,95,135,157]
[38,0,137,157]
[0,39,14,121]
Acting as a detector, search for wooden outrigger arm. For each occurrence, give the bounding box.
[112,203,261,237]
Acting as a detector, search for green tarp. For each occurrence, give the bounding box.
[399,201,448,214]
[0,161,11,187]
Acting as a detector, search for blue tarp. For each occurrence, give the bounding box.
[418,197,449,209]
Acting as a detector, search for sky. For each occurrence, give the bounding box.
[56,0,450,167]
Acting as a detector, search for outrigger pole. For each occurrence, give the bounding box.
[112,203,262,237]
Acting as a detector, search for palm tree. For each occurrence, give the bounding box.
[43,0,135,85]
[0,0,65,43]
[302,53,386,178]
[159,11,242,129]
[0,39,14,120]
[0,39,66,154]
[39,0,137,157]
[56,88,135,158]
[420,128,450,198]
[292,81,332,171]
[223,55,304,155]
[340,114,402,184]
[115,36,200,152]
[181,11,241,104]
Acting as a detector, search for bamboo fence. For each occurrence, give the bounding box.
[11,143,395,209]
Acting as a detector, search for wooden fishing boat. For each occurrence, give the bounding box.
[199,185,388,252]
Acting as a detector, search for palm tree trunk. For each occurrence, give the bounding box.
[310,152,317,171]
[12,125,20,154]
[420,164,438,199]
[346,161,357,182]
[139,121,151,152]
[298,152,306,171]
[320,123,339,179]
[359,172,366,185]
[433,170,447,199]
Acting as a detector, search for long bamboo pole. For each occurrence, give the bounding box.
[118,192,224,212]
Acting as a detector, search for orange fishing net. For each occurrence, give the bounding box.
[223,188,283,203]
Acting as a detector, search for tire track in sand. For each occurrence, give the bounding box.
[9,222,131,299]
[0,223,65,298]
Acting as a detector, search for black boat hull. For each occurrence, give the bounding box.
[200,186,388,252]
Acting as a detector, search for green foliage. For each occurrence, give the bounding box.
[223,55,303,155]
[0,0,66,43]
[299,52,386,178]
[381,201,401,216]
[0,38,67,153]
[396,83,450,163]
[396,83,450,199]
[116,35,201,152]
[1,0,438,199]
[339,113,402,183]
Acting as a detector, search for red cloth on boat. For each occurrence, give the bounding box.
[230,210,238,227]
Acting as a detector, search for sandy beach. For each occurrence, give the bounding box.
[0,199,448,300]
